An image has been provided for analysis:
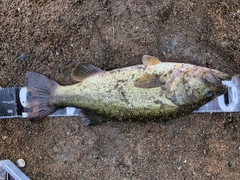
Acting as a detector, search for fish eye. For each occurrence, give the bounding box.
[206,91,214,98]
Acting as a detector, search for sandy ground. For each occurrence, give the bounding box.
[0,0,240,179]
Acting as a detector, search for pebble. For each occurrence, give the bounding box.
[19,53,29,62]
[39,55,46,62]
[206,172,212,177]
[177,166,182,171]
[229,160,236,170]
[16,159,25,167]
[112,155,122,167]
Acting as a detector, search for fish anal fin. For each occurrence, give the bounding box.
[79,109,110,126]
[142,55,161,66]
[71,63,104,82]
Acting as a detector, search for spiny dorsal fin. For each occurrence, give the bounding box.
[142,55,161,66]
[71,63,104,82]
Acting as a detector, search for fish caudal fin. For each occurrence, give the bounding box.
[26,71,59,121]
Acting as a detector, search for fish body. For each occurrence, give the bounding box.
[26,55,231,124]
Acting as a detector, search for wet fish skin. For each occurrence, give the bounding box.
[26,55,231,123]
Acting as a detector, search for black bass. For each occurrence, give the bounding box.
[26,55,230,124]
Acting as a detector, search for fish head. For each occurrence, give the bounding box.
[201,68,231,97]
[167,65,231,109]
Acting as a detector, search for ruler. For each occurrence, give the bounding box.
[0,87,82,119]
[195,75,240,112]
[0,75,240,119]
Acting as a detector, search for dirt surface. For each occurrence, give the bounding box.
[0,0,240,179]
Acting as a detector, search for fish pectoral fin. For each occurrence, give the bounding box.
[142,55,161,66]
[71,63,104,82]
[134,73,165,88]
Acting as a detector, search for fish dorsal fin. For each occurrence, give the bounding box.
[71,63,104,81]
[142,55,161,66]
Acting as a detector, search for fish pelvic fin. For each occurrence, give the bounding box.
[142,55,161,66]
[26,71,59,121]
[71,63,104,82]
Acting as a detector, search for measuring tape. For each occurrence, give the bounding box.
[0,75,240,119]
[0,86,82,119]
[195,75,240,112]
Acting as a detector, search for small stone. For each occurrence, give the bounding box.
[206,173,212,177]
[177,166,182,171]
[39,55,46,62]
[20,53,29,62]
[73,139,80,146]
[53,146,59,153]
[16,159,25,167]
[112,155,122,167]
[229,160,236,170]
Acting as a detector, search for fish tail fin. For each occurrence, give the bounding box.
[26,71,59,121]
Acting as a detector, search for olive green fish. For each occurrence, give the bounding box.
[26,55,231,125]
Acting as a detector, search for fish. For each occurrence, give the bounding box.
[25,55,231,125]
